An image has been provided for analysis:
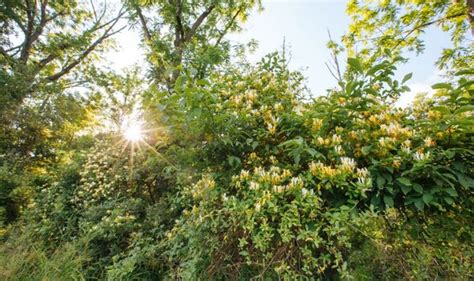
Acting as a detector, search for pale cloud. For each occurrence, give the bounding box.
[395,83,433,108]
[395,69,445,108]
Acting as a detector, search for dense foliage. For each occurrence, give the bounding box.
[1,0,473,280]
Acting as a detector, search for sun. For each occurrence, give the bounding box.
[123,123,143,142]
[121,115,145,142]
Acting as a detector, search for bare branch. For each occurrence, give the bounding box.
[327,30,342,82]
[325,62,340,83]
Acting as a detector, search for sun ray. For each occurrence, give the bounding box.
[140,140,176,168]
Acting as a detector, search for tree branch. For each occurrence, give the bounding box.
[174,0,185,46]
[392,11,466,50]
[214,5,244,48]
[135,5,152,41]
[46,10,125,81]
[0,47,13,60]
[20,0,38,62]
[184,3,216,42]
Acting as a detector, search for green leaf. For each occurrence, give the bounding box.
[445,150,455,159]
[402,73,412,84]
[396,177,412,186]
[431,106,451,115]
[422,193,433,204]
[401,185,411,195]
[445,188,458,197]
[413,184,423,193]
[458,174,473,188]
[367,63,385,76]
[361,146,371,155]
[239,250,249,257]
[383,195,394,207]
[347,57,364,74]
[431,83,452,90]
[444,197,454,205]
[227,156,241,168]
[414,199,424,211]
[455,69,474,76]
[376,176,386,188]
[454,105,474,115]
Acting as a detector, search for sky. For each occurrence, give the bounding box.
[107,0,453,107]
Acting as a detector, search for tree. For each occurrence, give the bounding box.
[126,0,261,89]
[0,0,125,223]
[343,0,473,71]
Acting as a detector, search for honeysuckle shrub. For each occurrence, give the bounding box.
[12,54,472,279]
[155,54,473,278]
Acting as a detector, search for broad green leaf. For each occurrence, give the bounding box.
[376,176,386,188]
[414,199,424,211]
[347,57,364,74]
[431,83,452,90]
[397,177,412,186]
[458,175,474,188]
[367,63,386,76]
[445,188,458,197]
[383,195,394,207]
[402,73,412,84]
[227,156,241,168]
[444,197,454,205]
[431,106,451,115]
[413,184,423,193]
[401,185,411,195]
[454,105,474,115]
[361,146,371,155]
[422,193,433,204]
[455,69,474,76]
[239,251,249,257]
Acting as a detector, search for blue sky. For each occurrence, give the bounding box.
[109,0,452,106]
